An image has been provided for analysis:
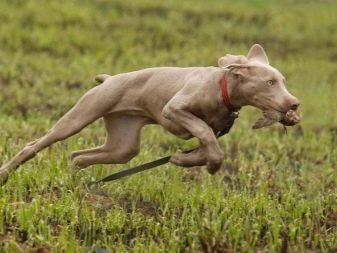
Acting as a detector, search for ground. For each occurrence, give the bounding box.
[0,0,336,252]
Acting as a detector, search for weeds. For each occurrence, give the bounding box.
[0,0,336,252]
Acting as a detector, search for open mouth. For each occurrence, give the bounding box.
[252,108,302,129]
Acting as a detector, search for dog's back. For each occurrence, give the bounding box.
[94,66,221,117]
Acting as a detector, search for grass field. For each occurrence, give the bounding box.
[0,0,336,252]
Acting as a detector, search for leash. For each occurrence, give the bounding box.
[88,149,194,187]
[88,73,239,186]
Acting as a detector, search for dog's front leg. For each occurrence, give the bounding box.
[170,145,208,167]
[162,103,224,174]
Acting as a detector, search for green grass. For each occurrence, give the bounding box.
[0,0,336,252]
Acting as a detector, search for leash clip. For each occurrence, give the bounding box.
[230,111,239,118]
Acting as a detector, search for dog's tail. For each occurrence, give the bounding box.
[95,74,111,84]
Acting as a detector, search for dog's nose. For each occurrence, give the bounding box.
[286,97,300,111]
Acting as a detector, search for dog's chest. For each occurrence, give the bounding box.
[206,109,238,136]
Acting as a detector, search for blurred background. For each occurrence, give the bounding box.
[0,0,336,127]
[0,0,336,252]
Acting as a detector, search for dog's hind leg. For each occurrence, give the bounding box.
[71,115,149,169]
[0,86,114,182]
[70,146,105,161]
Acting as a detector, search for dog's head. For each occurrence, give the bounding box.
[218,44,301,127]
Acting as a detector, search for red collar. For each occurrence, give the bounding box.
[221,74,241,112]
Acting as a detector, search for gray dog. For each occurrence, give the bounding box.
[0,44,301,184]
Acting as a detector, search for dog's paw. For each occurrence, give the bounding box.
[206,161,222,175]
[70,156,86,170]
[206,151,224,174]
[170,150,207,167]
[169,151,183,165]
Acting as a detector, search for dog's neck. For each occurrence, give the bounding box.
[225,71,248,110]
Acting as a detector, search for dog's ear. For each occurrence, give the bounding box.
[218,54,248,68]
[225,63,251,77]
[247,44,269,64]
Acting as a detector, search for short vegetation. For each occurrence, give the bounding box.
[0,0,336,252]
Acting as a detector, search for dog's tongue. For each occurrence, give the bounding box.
[252,110,282,129]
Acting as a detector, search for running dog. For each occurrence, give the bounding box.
[0,44,301,184]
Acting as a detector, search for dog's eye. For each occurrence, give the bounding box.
[266,80,274,86]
